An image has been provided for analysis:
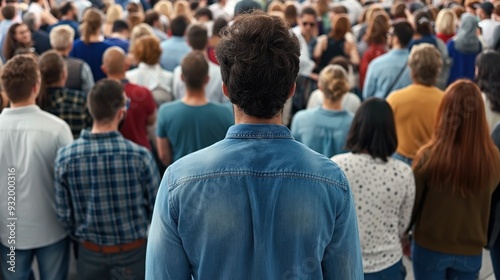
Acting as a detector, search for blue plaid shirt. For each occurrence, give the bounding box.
[55,129,160,246]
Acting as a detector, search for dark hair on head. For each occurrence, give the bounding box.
[88,79,125,123]
[346,98,397,162]
[1,54,39,103]
[181,51,208,90]
[170,15,190,36]
[127,2,142,14]
[144,10,160,26]
[212,17,228,37]
[300,6,317,17]
[284,3,298,27]
[365,11,390,44]
[3,23,32,61]
[195,7,213,21]
[59,1,74,16]
[187,24,208,50]
[1,5,16,20]
[414,10,433,36]
[414,80,500,196]
[476,50,500,113]
[391,2,407,19]
[329,14,350,40]
[216,11,300,119]
[392,19,414,47]
[330,4,348,14]
[329,56,349,72]
[112,19,130,33]
[190,1,200,12]
[80,8,103,45]
[37,50,65,109]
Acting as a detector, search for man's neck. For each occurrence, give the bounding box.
[107,74,126,81]
[301,31,312,42]
[182,91,208,106]
[10,100,36,108]
[91,123,118,134]
[61,15,73,21]
[391,44,403,50]
[109,33,127,40]
[47,81,65,88]
[56,49,71,57]
[233,106,283,125]
[322,98,343,111]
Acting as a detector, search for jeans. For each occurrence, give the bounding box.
[393,152,413,166]
[412,242,482,280]
[0,237,70,280]
[364,259,406,280]
[77,242,146,280]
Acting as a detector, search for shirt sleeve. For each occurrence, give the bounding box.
[81,62,95,94]
[146,169,192,280]
[142,150,161,220]
[54,151,74,234]
[156,105,168,138]
[143,88,157,117]
[399,167,416,236]
[362,63,376,99]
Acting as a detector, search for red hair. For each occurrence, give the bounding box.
[413,80,500,196]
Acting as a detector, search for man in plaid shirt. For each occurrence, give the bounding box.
[54,79,160,280]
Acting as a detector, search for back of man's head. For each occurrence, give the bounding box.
[112,19,130,34]
[144,10,160,27]
[170,15,190,37]
[102,47,126,76]
[1,5,16,20]
[88,79,125,123]
[216,11,300,119]
[1,55,39,104]
[392,20,414,48]
[300,6,317,18]
[59,1,74,16]
[23,12,39,31]
[50,25,74,51]
[39,50,65,86]
[187,24,208,50]
[181,51,208,91]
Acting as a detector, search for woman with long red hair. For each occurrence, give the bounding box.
[411,79,500,279]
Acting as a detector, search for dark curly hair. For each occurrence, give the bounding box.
[476,50,500,113]
[215,11,300,119]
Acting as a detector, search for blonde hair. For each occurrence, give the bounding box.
[267,1,284,12]
[106,4,123,24]
[154,0,173,19]
[409,43,442,86]
[49,25,74,51]
[435,8,457,35]
[173,0,192,20]
[80,8,103,44]
[319,65,350,101]
[129,23,155,53]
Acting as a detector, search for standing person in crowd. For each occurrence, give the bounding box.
[103,3,123,37]
[0,55,73,280]
[292,65,354,158]
[37,50,92,139]
[146,12,363,279]
[172,24,225,103]
[144,10,168,41]
[477,50,500,132]
[27,0,58,26]
[55,79,159,280]
[23,12,51,55]
[363,20,414,99]
[478,2,498,49]
[387,43,444,165]
[447,13,482,85]
[435,8,457,44]
[160,15,191,71]
[103,19,130,52]
[411,80,500,279]
[314,14,360,73]
[156,51,233,166]
[50,25,94,94]
[333,98,415,280]
[207,17,227,65]
[126,35,173,106]
[70,8,112,81]
[102,47,157,150]
[490,114,500,279]
[359,11,390,91]
[0,5,16,44]
[47,1,80,39]
[2,22,33,62]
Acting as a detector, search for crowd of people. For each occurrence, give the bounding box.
[0,0,499,279]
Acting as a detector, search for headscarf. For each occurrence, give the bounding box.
[453,13,481,54]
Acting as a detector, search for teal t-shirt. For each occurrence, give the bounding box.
[157,101,234,162]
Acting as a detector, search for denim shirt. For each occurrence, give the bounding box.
[146,124,363,280]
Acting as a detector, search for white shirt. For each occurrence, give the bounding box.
[479,19,500,48]
[292,26,315,77]
[483,93,500,133]
[0,105,73,249]
[306,89,361,114]
[332,153,415,273]
[27,2,44,15]
[126,63,174,105]
[172,60,228,103]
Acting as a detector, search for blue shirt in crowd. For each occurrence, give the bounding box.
[48,20,80,40]
[146,124,363,279]
[104,37,130,53]
[363,49,412,99]
[159,36,191,71]
[446,40,481,86]
[70,40,112,82]
[291,107,354,158]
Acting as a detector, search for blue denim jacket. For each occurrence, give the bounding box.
[146,124,363,280]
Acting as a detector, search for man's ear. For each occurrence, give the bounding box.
[204,75,209,85]
[181,73,185,82]
[288,82,296,99]
[101,65,107,75]
[222,83,229,98]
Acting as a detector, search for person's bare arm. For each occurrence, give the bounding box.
[147,109,157,126]
[345,41,360,66]
[313,35,327,63]
[156,137,172,167]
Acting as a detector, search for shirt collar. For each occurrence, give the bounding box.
[1,105,40,115]
[80,129,122,140]
[225,124,293,139]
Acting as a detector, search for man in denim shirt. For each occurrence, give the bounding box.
[146,11,363,280]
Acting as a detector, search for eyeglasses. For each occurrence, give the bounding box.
[302,22,316,27]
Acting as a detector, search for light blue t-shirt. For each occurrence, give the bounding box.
[159,36,192,71]
[291,107,354,158]
[156,100,234,162]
